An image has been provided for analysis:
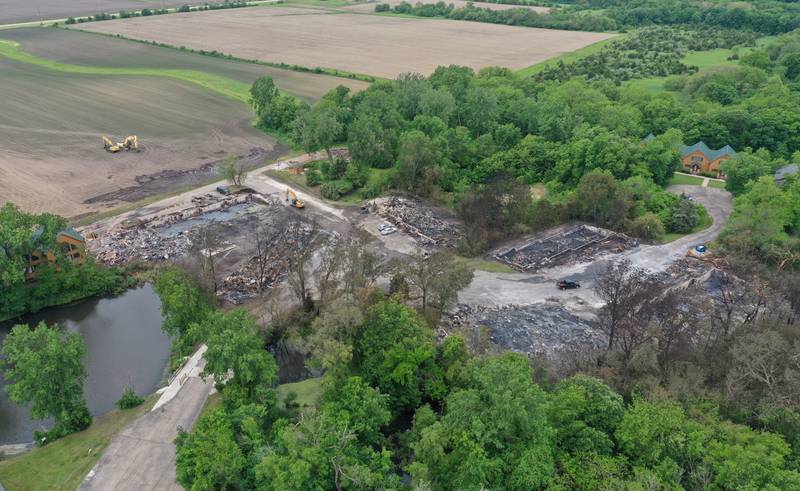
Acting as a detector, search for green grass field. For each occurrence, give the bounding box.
[627,41,763,93]
[517,34,623,77]
[456,256,515,273]
[669,173,706,186]
[277,378,323,410]
[708,179,726,189]
[0,397,156,491]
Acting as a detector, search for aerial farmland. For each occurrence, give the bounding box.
[79,6,613,78]
[0,0,218,25]
[0,27,367,217]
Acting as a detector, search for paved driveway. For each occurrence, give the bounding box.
[458,186,733,308]
[80,362,213,490]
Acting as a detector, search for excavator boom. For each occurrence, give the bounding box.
[285,188,305,209]
[102,134,140,153]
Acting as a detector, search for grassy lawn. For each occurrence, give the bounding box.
[668,173,705,186]
[682,48,738,68]
[708,179,726,189]
[0,397,155,491]
[277,378,323,411]
[456,256,515,273]
[627,39,766,93]
[517,34,623,78]
[659,206,713,244]
[0,40,252,103]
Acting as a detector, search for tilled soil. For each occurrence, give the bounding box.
[0,57,280,216]
[0,27,368,102]
[80,6,614,78]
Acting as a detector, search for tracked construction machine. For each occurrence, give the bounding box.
[102,135,140,153]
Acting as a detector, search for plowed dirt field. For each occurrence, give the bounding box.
[81,6,613,78]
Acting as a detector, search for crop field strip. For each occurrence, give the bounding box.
[0,0,230,25]
[79,6,614,78]
[0,28,369,102]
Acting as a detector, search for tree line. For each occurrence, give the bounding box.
[163,235,800,489]
[249,43,800,251]
[390,0,800,35]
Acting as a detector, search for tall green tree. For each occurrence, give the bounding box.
[0,203,67,288]
[354,299,443,412]
[295,103,343,167]
[723,151,775,195]
[411,353,555,490]
[395,130,439,195]
[201,309,278,409]
[175,409,248,491]
[2,322,91,443]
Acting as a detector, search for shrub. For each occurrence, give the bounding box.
[627,212,665,241]
[375,3,391,12]
[117,386,145,409]
[320,180,354,200]
[345,162,369,188]
[662,198,699,233]
[305,169,322,186]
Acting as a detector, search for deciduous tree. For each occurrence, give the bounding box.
[2,322,91,443]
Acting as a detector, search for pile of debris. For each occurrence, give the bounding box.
[442,303,605,356]
[218,220,318,304]
[494,225,638,272]
[85,194,258,266]
[377,197,464,248]
[87,227,189,266]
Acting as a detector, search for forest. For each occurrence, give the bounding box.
[158,21,800,491]
[384,0,800,35]
[254,25,800,253]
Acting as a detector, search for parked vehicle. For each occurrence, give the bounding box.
[556,280,580,290]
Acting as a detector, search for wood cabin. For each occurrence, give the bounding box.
[679,142,736,179]
[25,227,86,280]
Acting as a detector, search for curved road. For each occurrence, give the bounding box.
[458,185,732,308]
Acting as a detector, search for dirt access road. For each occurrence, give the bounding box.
[458,185,733,308]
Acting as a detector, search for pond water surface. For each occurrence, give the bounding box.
[0,284,169,444]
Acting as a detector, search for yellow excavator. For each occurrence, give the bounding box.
[285,188,305,209]
[102,135,140,153]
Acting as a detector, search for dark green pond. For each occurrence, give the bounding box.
[0,284,169,444]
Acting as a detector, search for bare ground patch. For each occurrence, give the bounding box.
[0,57,282,217]
[79,6,614,78]
[0,0,216,25]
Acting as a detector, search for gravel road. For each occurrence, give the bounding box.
[458,185,732,307]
